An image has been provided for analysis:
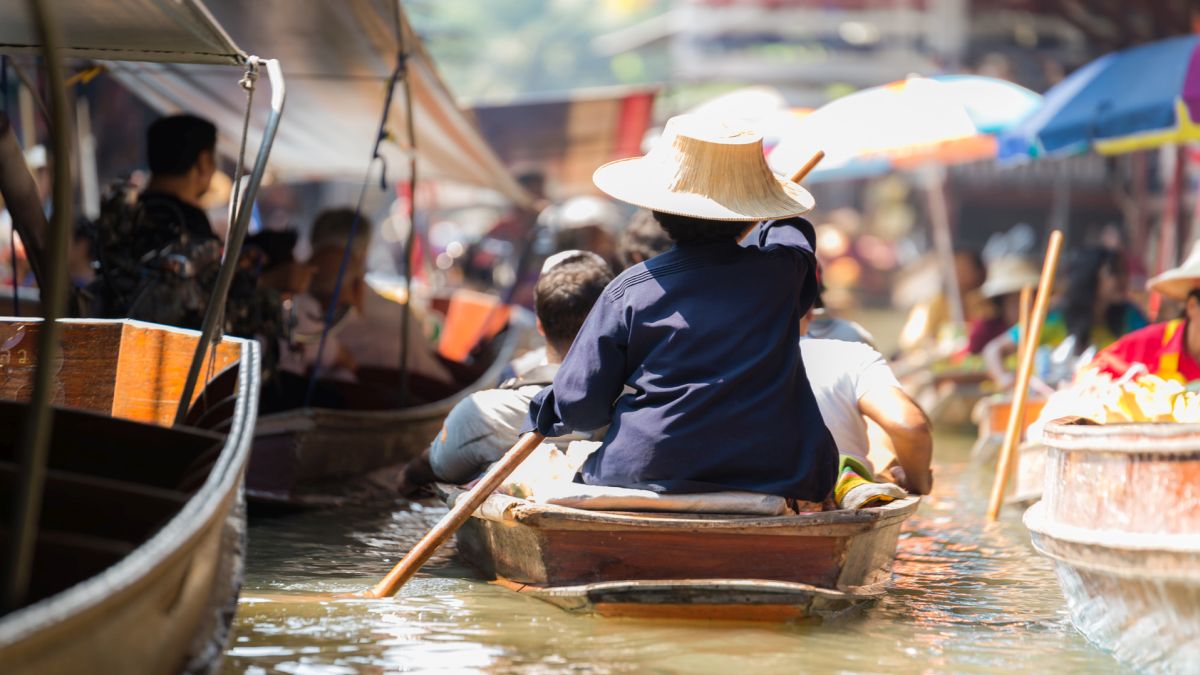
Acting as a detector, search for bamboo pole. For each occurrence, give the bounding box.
[987,231,1064,521]
[1015,285,1034,378]
[355,432,547,598]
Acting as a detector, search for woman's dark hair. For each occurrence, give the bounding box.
[1061,246,1124,354]
[618,210,673,268]
[652,211,747,245]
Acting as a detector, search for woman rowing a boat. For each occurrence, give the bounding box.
[523,115,838,505]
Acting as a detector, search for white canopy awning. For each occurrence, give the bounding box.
[1,0,530,205]
[106,0,532,205]
[0,0,243,65]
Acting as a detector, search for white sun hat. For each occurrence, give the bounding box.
[592,114,815,222]
[1148,240,1200,301]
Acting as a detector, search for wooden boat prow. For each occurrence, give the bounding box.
[1025,418,1200,672]
[0,318,258,675]
[447,487,920,622]
[249,321,527,507]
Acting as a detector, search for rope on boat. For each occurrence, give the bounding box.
[397,9,419,404]
[302,52,405,408]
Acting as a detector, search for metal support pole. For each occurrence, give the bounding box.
[174,58,286,425]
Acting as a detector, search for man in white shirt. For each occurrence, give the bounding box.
[800,313,933,495]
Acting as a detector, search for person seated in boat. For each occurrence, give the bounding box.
[898,249,990,355]
[984,247,1147,389]
[303,208,453,388]
[506,249,612,379]
[395,251,613,496]
[804,274,875,347]
[616,209,672,271]
[138,114,221,255]
[966,256,1040,355]
[799,310,933,504]
[1089,242,1200,383]
[524,115,838,504]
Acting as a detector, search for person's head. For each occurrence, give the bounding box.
[307,208,372,308]
[953,250,986,294]
[1061,246,1127,353]
[534,252,614,359]
[1185,289,1200,324]
[652,211,747,246]
[146,114,217,203]
[618,210,673,269]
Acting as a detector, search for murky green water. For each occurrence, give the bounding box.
[222,433,1127,674]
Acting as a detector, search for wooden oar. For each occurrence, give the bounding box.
[986,230,1064,521]
[352,432,547,598]
[790,150,825,184]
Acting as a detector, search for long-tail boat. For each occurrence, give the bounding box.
[444,485,920,621]
[0,318,258,674]
[248,316,526,507]
[1024,418,1200,672]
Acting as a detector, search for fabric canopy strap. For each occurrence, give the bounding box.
[0,0,243,64]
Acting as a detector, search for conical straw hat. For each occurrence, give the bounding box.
[1149,240,1200,300]
[592,115,814,222]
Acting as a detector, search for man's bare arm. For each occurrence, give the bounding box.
[859,386,933,494]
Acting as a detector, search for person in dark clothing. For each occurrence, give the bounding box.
[524,115,838,504]
[138,114,220,253]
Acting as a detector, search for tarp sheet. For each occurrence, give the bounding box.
[106,0,531,204]
[0,0,243,64]
[0,0,529,204]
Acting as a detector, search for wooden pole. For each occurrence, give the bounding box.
[1015,285,1034,375]
[357,432,547,598]
[987,230,1064,521]
[790,150,825,184]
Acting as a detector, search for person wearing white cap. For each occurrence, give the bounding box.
[1089,241,1200,383]
[523,114,838,503]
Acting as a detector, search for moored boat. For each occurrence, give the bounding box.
[1024,418,1200,673]
[249,321,525,507]
[0,318,258,674]
[445,485,920,621]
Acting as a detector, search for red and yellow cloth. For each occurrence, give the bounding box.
[1092,319,1200,383]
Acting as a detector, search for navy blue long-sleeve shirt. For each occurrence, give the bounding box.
[526,218,838,501]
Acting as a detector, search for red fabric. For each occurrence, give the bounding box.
[1091,320,1200,382]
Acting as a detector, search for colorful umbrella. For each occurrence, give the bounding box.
[768,74,1041,181]
[1000,35,1200,159]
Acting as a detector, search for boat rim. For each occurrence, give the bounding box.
[1022,499,1200,557]
[0,320,260,646]
[448,487,921,530]
[1043,417,1200,454]
[499,577,890,601]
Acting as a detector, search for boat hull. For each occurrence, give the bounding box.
[1025,419,1200,673]
[452,491,919,621]
[0,318,258,675]
[248,326,524,507]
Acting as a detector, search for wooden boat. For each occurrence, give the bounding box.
[1024,418,1200,673]
[249,320,525,507]
[0,318,258,675]
[969,393,1046,462]
[447,486,921,622]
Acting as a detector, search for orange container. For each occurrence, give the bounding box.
[437,289,511,362]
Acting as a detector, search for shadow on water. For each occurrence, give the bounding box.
[222,433,1130,674]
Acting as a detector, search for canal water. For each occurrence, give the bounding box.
[221,432,1128,674]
